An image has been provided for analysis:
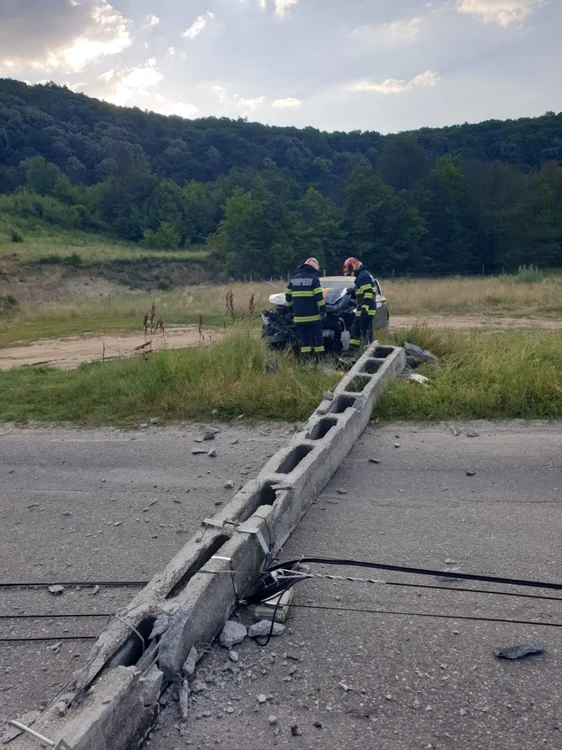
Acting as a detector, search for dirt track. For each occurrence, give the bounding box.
[1,316,561,371]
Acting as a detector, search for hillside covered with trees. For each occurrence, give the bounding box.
[1,78,561,277]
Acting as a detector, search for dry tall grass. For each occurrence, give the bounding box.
[384,275,562,317]
[2,275,562,348]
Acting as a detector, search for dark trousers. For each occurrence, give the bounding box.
[350,315,373,349]
[296,321,325,357]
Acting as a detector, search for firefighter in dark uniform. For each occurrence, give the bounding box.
[343,256,376,352]
[285,257,326,360]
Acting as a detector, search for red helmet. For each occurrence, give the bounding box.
[304,257,320,272]
[343,257,362,276]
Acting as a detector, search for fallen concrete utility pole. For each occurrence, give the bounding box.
[7,343,405,750]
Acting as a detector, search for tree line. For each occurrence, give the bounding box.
[0,78,561,276]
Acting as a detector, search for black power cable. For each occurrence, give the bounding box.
[288,603,562,629]
[0,580,147,588]
[250,557,562,603]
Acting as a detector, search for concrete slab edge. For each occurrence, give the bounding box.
[8,343,405,750]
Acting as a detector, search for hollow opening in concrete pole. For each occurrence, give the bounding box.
[329,395,356,414]
[238,483,278,523]
[345,375,372,393]
[276,445,313,474]
[373,346,394,358]
[361,359,382,374]
[307,417,338,440]
[166,534,231,599]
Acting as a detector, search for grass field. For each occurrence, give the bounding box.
[0,326,560,427]
[0,214,209,264]
[2,273,562,348]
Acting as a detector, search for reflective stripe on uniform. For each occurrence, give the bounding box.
[294,314,322,323]
[313,346,325,353]
[300,346,312,353]
[350,338,361,346]
[357,283,372,295]
[291,290,316,297]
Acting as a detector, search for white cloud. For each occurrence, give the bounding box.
[160,101,199,118]
[456,0,547,25]
[105,58,163,106]
[40,1,131,73]
[183,11,215,40]
[349,69,441,94]
[272,97,303,108]
[353,17,423,46]
[168,47,187,58]
[146,14,160,27]
[274,0,299,19]
[234,94,266,112]
[98,68,115,81]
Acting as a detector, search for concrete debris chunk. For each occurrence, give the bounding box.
[322,391,334,401]
[269,715,278,725]
[496,642,546,660]
[140,664,164,707]
[291,724,302,736]
[466,430,480,438]
[219,620,247,649]
[192,449,207,455]
[139,423,149,429]
[150,613,171,641]
[257,694,267,704]
[150,417,159,425]
[466,470,476,477]
[403,342,437,367]
[48,585,65,596]
[224,480,234,489]
[179,679,190,722]
[450,424,460,436]
[208,448,217,458]
[228,650,239,662]
[203,431,216,441]
[249,620,285,639]
[182,646,198,677]
[403,373,430,386]
[369,458,381,464]
[192,680,207,694]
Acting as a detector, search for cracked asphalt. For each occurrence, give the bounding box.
[145,421,562,750]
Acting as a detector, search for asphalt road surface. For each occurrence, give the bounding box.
[0,423,288,728]
[146,421,562,750]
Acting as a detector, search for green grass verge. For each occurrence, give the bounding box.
[377,328,562,420]
[0,328,339,427]
[0,328,560,428]
[0,214,209,264]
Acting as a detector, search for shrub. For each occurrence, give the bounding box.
[141,222,181,251]
[10,229,24,243]
[0,294,19,316]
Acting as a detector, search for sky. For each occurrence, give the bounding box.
[0,0,561,134]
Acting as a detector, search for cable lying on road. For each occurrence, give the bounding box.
[247,556,562,646]
[249,557,562,604]
[0,581,147,588]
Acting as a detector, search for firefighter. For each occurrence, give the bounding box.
[343,256,376,352]
[285,257,326,360]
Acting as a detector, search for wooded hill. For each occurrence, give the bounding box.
[1,78,561,276]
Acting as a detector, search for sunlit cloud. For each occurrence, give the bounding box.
[272,97,302,108]
[349,70,441,94]
[183,11,215,40]
[456,0,547,25]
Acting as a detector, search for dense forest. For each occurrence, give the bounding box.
[1,78,562,277]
